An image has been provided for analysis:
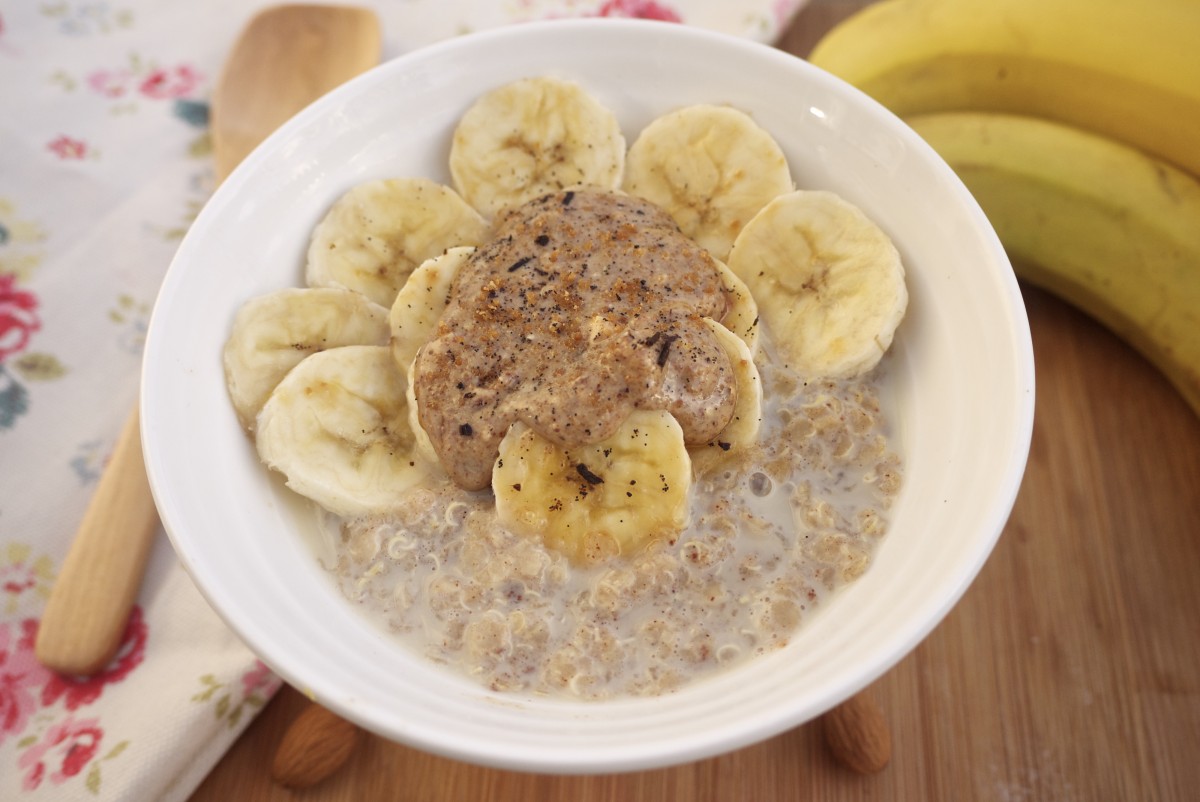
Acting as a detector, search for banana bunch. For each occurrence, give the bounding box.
[809,0,1200,415]
[906,113,1200,413]
[809,0,1200,176]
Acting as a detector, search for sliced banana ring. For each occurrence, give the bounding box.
[493,409,692,565]
[389,246,474,376]
[623,104,793,261]
[728,190,908,379]
[405,356,442,469]
[223,287,390,431]
[449,76,626,217]
[306,177,488,308]
[389,247,474,475]
[689,318,763,476]
[713,257,760,356]
[255,345,429,518]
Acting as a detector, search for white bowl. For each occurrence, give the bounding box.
[142,18,1034,773]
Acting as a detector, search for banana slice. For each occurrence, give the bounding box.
[449,76,625,217]
[389,247,475,472]
[306,177,488,307]
[689,318,763,476]
[727,190,907,379]
[389,246,474,375]
[255,345,429,517]
[714,257,760,356]
[493,409,691,565]
[223,287,390,431]
[623,104,793,261]
[404,356,441,468]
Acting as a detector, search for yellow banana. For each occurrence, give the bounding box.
[906,111,1200,415]
[808,0,1200,176]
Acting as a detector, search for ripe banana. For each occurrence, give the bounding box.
[727,190,907,380]
[223,287,390,431]
[492,409,692,565]
[623,104,793,261]
[907,111,1200,414]
[449,76,626,217]
[808,0,1200,177]
[306,177,488,307]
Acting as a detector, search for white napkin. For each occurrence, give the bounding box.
[0,1,807,798]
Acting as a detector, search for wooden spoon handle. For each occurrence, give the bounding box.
[36,406,158,675]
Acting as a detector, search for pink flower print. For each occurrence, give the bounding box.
[139,64,202,100]
[87,67,134,98]
[47,135,89,160]
[772,0,805,26]
[0,619,54,748]
[0,273,40,363]
[41,605,148,710]
[3,571,34,597]
[240,659,279,698]
[596,0,682,22]
[17,714,103,790]
[2,545,52,612]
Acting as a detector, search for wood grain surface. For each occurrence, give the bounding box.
[191,3,1200,799]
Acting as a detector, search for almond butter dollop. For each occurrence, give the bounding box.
[414,189,735,490]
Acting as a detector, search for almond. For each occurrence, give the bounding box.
[821,690,891,774]
[271,702,362,788]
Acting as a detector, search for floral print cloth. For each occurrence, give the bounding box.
[0,0,806,798]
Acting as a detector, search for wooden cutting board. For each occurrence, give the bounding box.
[191,3,1200,799]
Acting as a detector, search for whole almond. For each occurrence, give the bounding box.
[821,691,891,774]
[271,702,362,789]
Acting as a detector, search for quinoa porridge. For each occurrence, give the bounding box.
[330,336,901,699]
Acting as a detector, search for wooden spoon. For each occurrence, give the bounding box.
[35,3,381,676]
